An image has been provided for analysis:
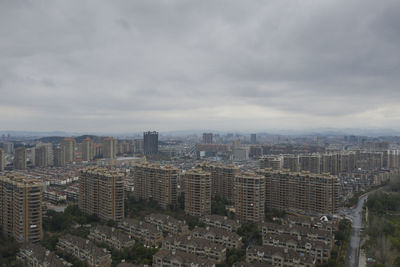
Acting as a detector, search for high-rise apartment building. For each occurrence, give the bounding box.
[202,133,213,144]
[299,154,321,174]
[234,172,265,222]
[53,147,66,167]
[260,156,282,170]
[250,134,257,144]
[134,139,144,153]
[14,147,26,170]
[60,138,75,163]
[144,131,158,155]
[3,142,14,154]
[103,137,116,159]
[35,143,54,166]
[258,169,339,215]
[133,162,178,209]
[0,148,5,171]
[78,167,125,222]
[0,173,43,243]
[282,154,300,172]
[199,163,239,203]
[183,169,211,217]
[82,137,93,161]
[34,146,48,167]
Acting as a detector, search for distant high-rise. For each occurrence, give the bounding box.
[144,131,158,155]
[299,154,321,174]
[183,169,211,217]
[250,134,257,144]
[134,139,144,153]
[235,172,265,222]
[14,147,26,170]
[133,162,178,209]
[3,142,14,154]
[35,143,53,166]
[0,173,43,243]
[202,133,213,144]
[53,147,65,167]
[0,148,5,171]
[82,137,93,161]
[34,146,48,167]
[79,167,124,222]
[60,138,75,163]
[103,137,116,159]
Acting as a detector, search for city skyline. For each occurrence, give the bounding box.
[1,0,400,132]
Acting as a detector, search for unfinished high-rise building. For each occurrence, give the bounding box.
[79,167,125,222]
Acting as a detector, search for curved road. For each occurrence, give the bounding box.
[341,194,369,267]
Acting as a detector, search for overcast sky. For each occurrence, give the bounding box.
[1,0,399,133]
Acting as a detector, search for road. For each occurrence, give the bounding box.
[341,194,368,267]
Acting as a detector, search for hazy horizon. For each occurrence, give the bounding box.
[1,0,400,132]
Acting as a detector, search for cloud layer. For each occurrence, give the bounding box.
[1,0,400,133]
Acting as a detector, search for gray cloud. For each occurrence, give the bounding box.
[0,0,400,133]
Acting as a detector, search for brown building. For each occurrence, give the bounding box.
[119,218,163,247]
[199,163,238,203]
[258,169,340,215]
[78,167,125,222]
[234,172,265,223]
[17,243,71,267]
[103,137,116,159]
[144,213,189,234]
[163,235,226,262]
[153,249,217,267]
[88,225,135,250]
[0,148,5,171]
[57,234,112,267]
[0,173,42,243]
[133,162,178,209]
[183,168,211,217]
[54,147,66,167]
[60,138,75,163]
[82,137,93,161]
[246,245,316,267]
[259,156,282,170]
[35,146,48,167]
[14,147,26,170]
[299,154,321,174]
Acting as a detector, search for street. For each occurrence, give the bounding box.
[341,194,368,267]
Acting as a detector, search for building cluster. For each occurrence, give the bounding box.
[248,216,337,266]
[260,150,400,175]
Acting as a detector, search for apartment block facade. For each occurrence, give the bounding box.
[258,169,340,215]
[133,162,178,209]
[234,172,265,222]
[0,173,42,243]
[183,168,212,217]
[199,163,239,203]
[78,167,124,222]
